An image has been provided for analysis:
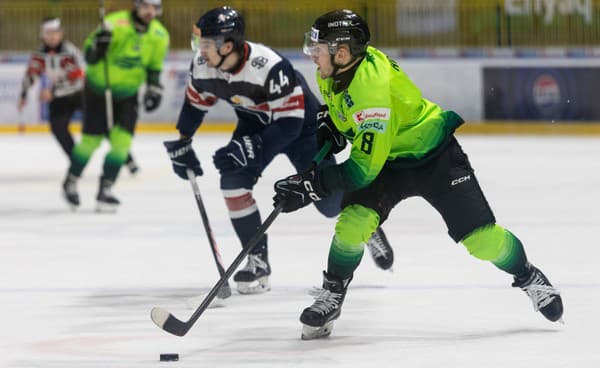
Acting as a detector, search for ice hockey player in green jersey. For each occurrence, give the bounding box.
[273,9,564,340]
[62,0,169,212]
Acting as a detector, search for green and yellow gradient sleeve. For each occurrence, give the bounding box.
[317,46,459,193]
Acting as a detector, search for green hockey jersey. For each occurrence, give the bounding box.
[318,46,463,193]
[84,10,169,98]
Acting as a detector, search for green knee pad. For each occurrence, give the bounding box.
[70,134,103,176]
[103,126,133,181]
[335,205,381,245]
[328,205,380,279]
[106,126,132,162]
[461,224,528,275]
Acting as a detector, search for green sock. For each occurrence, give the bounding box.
[102,126,132,182]
[70,134,103,177]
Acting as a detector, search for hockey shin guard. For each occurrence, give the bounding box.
[223,189,267,254]
[102,126,132,182]
[461,224,529,277]
[327,205,380,279]
[69,134,103,177]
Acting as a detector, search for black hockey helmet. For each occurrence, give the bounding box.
[195,6,245,49]
[304,9,370,57]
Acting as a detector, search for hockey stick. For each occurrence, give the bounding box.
[151,142,332,337]
[99,0,113,130]
[186,169,232,299]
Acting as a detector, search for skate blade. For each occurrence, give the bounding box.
[236,276,270,295]
[62,195,79,211]
[301,321,334,340]
[95,202,119,213]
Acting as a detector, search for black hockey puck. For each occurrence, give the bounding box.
[160,353,179,362]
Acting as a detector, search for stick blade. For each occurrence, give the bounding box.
[151,307,188,337]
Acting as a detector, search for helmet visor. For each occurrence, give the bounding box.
[303,31,327,57]
[190,33,225,53]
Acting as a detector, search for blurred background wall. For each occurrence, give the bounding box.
[1,0,599,50]
[1,0,600,130]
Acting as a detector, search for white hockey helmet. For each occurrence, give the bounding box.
[134,0,162,16]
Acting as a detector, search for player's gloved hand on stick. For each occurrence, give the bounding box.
[163,138,203,180]
[316,107,346,157]
[94,29,112,59]
[273,168,328,213]
[144,84,163,112]
[213,135,263,174]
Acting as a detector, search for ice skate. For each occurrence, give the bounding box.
[233,252,271,294]
[96,177,120,213]
[366,226,394,271]
[300,271,351,340]
[62,172,80,210]
[512,263,563,322]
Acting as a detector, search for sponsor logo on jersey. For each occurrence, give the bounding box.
[451,175,471,186]
[352,108,391,124]
[358,121,386,132]
[343,91,354,108]
[251,56,268,69]
[197,56,207,65]
[115,56,141,69]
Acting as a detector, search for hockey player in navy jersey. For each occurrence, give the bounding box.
[164,6,393,294]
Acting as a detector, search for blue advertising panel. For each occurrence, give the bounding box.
[484,67,600,121]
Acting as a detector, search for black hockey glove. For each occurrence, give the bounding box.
[273,168,328,213]
[94,29,112,59]
[143,84,163,112]
[316,107,346,157]
[163,138,203,180]
[213,135,263,174]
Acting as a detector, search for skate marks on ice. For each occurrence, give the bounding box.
[10,286,564,368]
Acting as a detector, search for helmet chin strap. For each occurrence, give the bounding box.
[215,43,244,72]
[215,49,231,70]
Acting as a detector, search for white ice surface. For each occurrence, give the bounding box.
[1,133,599,367]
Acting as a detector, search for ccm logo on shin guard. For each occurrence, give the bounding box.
[451,175,471,186]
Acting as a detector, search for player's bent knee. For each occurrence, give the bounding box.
[220,172,255,191]
[106,127,132,160]
[76,134,103,155]
[222,188,258,219]
[461,223,507,261]
[314,192,342,218]
[335,205,380,246]
[109,126,132,149]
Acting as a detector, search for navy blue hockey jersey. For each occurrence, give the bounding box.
[176,41,320,163]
